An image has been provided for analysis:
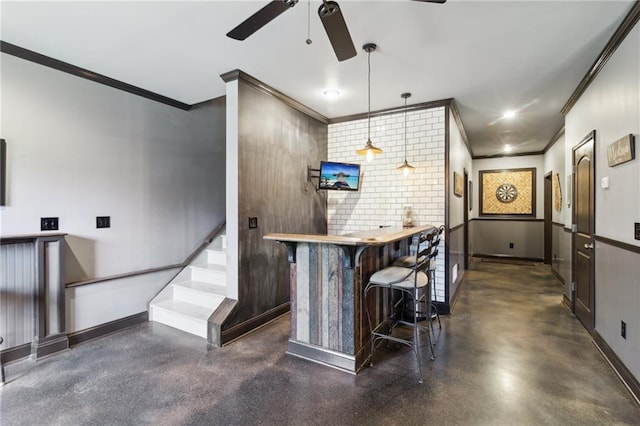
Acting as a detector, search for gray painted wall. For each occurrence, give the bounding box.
[448,107,472,303]
[471,155,545,259]
[564,22,639,383]
[596,242,640,381]
[1,53,227,332]
[224,79,328,329]
[472,219,544,259]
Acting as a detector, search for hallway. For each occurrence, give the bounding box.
[2,260,639,425]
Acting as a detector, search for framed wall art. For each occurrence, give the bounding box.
[453,171,463,197]
[479,167,536,216]
[553,172,562,212]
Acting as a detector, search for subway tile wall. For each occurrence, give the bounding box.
[327,106,446,301]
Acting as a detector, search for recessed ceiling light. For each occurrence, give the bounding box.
[502,110,516,119]
[323,89,340,98]
[504,144,512,153]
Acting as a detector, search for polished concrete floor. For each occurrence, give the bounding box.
[2,260,639,425]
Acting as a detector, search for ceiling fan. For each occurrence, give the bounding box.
[227,0,447,62]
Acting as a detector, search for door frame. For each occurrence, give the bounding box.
[571,130,596,330]
[463,169,469,269]
[544,172,552,264]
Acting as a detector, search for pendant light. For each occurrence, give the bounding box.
[356,43,382,162]
[397,92,415,176]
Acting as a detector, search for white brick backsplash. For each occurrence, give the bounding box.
[327,106,446,300]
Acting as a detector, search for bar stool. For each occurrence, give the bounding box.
[364,229,437,383]
[393,225,444,340]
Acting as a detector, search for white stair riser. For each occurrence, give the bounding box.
[207,250,226,266]
[173,286,225,308]
[150,306,207,338]
[191,267,226,284]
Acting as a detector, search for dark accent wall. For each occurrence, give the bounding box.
[471,219,544,260]
[552,223,572,297]
[224,78,328,329]
[448,226,465,307]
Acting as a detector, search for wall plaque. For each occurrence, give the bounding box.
[607,134,635,167]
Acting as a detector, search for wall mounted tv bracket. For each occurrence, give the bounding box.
[306,166,321,193]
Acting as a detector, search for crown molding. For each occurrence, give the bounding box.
[1,40,192,111]
[543,125,566,153]
[328,98,452,124]
[448,99,473,157]
[220,69,329,124]
[561,2,640,116]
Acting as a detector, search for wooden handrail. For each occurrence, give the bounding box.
[65,221,226,288]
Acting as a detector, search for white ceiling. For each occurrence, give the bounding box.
[1,1,634,156]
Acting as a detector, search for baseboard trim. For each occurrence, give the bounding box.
[472,254,544,263]
[221,302,290,345]
[550,267,565,285]
[434,301,451,315]
[31,334,69,360]
[591,330,640,406]
[287,339,357,374]
[0,343,31,365]
[562,294,572,311]
[68,312,148,347]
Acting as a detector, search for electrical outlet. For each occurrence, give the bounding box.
[621,321,627,339]
[40,217,59,231]
[96,216,111,229]
[248,217,258,229]
[509,242,514,249]
[635,223,640,240]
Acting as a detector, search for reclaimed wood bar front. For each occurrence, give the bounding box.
[264,225,434,373]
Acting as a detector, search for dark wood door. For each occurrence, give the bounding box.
[544,172,552,264]
[464,170,469,269]
[573,131,595,330]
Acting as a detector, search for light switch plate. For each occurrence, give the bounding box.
[601,176,609,189]
[41,217,59,231]
[97,216,111,228]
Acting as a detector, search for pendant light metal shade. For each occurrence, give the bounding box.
[397,92,415,175]
[357,43,382,162]
[397,159,415,176]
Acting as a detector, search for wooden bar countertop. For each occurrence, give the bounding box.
[263,225,434,247]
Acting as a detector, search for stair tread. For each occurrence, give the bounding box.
[173,280,226,295]
[151,299,215,320]
[191,263,226,272]
[209,239,226,250]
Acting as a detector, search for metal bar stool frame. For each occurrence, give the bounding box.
[364,229,438,383]
[428,225,445,335]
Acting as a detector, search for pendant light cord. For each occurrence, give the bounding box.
[307,0,311,40]
[404,96,407,160]
[367,49,371,141]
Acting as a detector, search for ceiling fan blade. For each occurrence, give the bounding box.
[411,0,447,3]
[318,1,357,62]
[227,1,297,41]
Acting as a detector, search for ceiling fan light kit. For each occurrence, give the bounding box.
[356,43,383,162]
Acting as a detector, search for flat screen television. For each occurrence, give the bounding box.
[318,161,361,191]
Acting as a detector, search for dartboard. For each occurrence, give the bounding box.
[496,183,518,203]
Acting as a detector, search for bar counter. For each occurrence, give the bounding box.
[264,225,434,373]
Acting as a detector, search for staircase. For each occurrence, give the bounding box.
[149,232,229,340]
